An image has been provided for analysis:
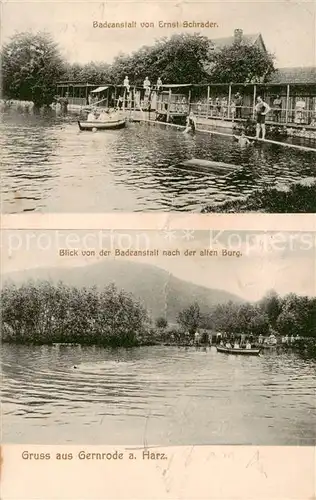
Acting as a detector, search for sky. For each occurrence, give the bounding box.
[2,0,316,68]
[1,229,315,302]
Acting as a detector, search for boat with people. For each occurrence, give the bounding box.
[78,119,126,131]
[78,108,126,131]
[216,346,261,356]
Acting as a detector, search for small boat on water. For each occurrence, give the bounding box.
[181,158,238,172]
[78,118,126,131]
[216,346,261,356]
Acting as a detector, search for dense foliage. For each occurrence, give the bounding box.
[2,283,315,347]
[202,181,316,213]
[1,32,66,106]
[177,302,201,338]
[1,281,150,346]
[62,33,212,85]
[63,34,275,85]
[208,42,275,83]
[202,290,316,338]
[1,30,277,105]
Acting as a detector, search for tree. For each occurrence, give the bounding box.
[155,317,168,329]
[276,309,299,337]
[177,302,201,338]
[209,41,275,83]
[108,33,212,85]
[259,290,282,329]
[210,301,239,335]
[151,33,212,83]
[276,294,316,338]
[1,31,66,107]
[249,310,270,336]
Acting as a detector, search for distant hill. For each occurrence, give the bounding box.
[2,260,243,321]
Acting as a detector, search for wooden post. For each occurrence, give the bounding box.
[206,85,210,119]
[252,85,257,119]
[285,84,290,124]
[166,88,172,122]
[114,86,117,108]
[85,84,88,105]
[122,88,126,112]
[228,84,232,119]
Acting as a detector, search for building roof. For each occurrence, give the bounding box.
[210,33,261,49]
[269,67,316,84]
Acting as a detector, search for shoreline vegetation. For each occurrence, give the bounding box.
[2,281,316,357]
[202,178,316,213]
[2,31,276,107]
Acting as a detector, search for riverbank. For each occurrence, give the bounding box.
[202,178,316,213]
[2,324,315,358]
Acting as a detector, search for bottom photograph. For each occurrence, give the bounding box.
[1,228,315,446]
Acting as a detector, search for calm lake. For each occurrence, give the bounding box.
[1,111,316,213]
[2,344,315,445]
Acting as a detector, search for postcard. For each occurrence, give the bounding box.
[1,0,316,498]
[1,226,315,498]
[1,0,316,215]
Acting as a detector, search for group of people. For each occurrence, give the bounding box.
[183,95,271,141]
[122,75,163,109]
[221,340,253,349]
[86,108,119,122]
[194,92,243,120]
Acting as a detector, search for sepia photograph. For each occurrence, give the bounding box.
[1,228,316,446]
[1,0,316,214]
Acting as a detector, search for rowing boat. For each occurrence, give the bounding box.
[181,158,238,171]
[216,346,260,356]
[78,119,126,131]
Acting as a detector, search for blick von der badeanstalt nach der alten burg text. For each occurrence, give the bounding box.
[59,248,243,258]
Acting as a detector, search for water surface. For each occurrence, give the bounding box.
[2,344,315,445]
[1,111,316,213]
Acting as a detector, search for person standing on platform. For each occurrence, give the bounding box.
[123,76,130,91]
[156,77,162,91]
[234,92,243,119]
[255,96,271,140]
[273,95,282,122]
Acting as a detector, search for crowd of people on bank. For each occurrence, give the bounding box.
[216,332,302,348]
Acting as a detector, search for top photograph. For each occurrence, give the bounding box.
[1,0,316,214]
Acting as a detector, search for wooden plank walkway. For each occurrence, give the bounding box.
[129,117,316,153]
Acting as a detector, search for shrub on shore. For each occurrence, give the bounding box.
[1,281,151,347]
[202,180,316,213]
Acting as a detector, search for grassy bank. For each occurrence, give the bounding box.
[202,180,316,213]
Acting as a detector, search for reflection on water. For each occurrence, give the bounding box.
[1,111,316,212]
[2,344,315,445]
